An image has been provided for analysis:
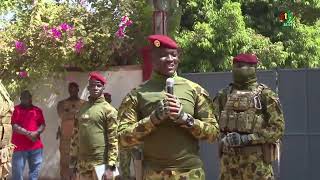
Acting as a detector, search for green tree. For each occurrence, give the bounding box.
[176,0,320,72]
[1,0,320,95]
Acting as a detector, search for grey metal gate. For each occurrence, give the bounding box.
[182,68,319,180]
[278,69,320,180]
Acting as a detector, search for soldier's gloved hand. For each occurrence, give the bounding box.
[150,99,169,125]
[222,132,251,147]
[165,93,195,127]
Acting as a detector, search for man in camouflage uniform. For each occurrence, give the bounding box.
[103,92,134,180]
[213,53,285,180]
[0,81,14,179]
[69,72,118,180]
[57,82,85,180]
[117,35,219,180]
[104,91,135,180]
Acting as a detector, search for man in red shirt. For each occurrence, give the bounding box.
[11,90,46,180]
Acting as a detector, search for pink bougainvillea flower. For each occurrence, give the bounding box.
[120,16,133,27]
[121,16,129,22]
[119,16,133,28]
[74,39,84,54]
[15,41,27,54]
[116,15,133,38]
[125,20,133,26]
[60,23,73,31]
[18,71,28,78]
[115,29,125,38]
[51,28,62,39]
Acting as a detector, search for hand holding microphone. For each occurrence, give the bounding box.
[151,78,194,127]
[151,99,169,125]
[164,78,181,120]
[165,93,182,120]
[166,78,174,95]
[165,78,195,127]
[151,78,176,125]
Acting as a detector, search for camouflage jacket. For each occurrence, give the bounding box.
[213,82,285,145]
[69,96,118,174]
[0,81,13,124]
[117,72,219,169]
[57,98,86,122]
[57,98,85,139]
[0,81,14,178]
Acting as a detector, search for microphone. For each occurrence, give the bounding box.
[166,78,174,95]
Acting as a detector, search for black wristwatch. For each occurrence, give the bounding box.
[185,114,195,128]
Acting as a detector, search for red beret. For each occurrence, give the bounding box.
[89,71,106,85]
[148,35,178,49]
[233,53,258,64]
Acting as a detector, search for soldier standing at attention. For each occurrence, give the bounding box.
[0,81,15,178]
[69,72,118,180]
[57,82,85,180]
[117,34,219,180]
[213,53,285,180]
[104,92,135,180]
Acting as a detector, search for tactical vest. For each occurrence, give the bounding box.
[219,84,266,134]
[0,82,15,177]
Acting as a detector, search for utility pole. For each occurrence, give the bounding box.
[151,0,169,35]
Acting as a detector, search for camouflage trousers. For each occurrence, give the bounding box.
[119,149,134,180]
[76,160,100,175]
[75,170,118,180]
[220,152,274,180]
[143,168,205,180]
[60,136,72,180]
[0,144,15,179]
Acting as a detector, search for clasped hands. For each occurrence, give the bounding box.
[151,93,191,126]
[221,132,251,147]
[26,131,39,142]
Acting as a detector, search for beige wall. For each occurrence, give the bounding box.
[12,66,142,179]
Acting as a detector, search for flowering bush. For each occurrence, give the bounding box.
[0,0,152,95]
